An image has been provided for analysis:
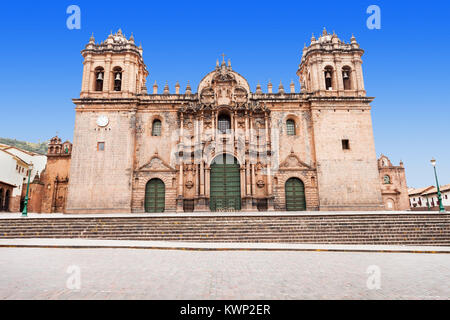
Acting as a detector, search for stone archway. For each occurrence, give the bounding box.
[145,179,166,213]
[210,154,241,211]
[0,188,3,211]
[285,178,306,211]
[385,198,396,211]
[4,190,10,212]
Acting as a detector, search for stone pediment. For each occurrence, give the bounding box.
[279,152,314,170]
[138,155,175,172]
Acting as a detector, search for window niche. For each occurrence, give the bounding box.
[342,66,352,90]
[286,119,296,136]
[218,112,231,134]
[95,67,104,91]
[97,142,105,151]
[342,139,350,150]
[324,66,334,90]
[152,119,162,137]
[113,67,122,91]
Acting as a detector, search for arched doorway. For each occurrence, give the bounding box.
[285,178,306,211]
[0,188,3,211]
[385,198,396,211]
[4,190,10,212]
[210,154,241,211]
[145,179,165,213]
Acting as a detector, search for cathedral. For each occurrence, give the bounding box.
[65,29,407,214]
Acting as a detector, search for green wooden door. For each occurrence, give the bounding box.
[285,178,306,211]
[145,179,165,213]
[210,155,241,211]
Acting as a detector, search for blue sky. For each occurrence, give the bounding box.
[0,0,448,188]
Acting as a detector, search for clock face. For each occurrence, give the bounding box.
[96,115,109,127]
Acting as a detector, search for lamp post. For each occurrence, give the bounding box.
[430,158,446,213]
[21,163,33,217]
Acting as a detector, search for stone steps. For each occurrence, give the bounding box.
[1,214,450,245]
[1,225,449,232]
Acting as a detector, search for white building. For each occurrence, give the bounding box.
[409,185,450,210]
[0,144,47,212]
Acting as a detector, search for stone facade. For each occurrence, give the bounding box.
[0,181,15,212]
[38,137,72,213]
[66,29,386,214]
[377,155,409,211]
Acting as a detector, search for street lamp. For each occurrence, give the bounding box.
[21,163,33,218]
[430,158,446,213]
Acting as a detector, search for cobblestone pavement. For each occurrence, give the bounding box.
[0,248,449,299]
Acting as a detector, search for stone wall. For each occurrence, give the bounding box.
[66,108,136,213]
[311,106,383,211]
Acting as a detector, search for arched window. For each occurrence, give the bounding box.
[324,66,334,90]
[286,119,296,136]
[383,175,391,184]
[218,113,231,134]
[95,67,104,91]
[342,66,352,90]
[113,67,122,91]
[152,119,162,136]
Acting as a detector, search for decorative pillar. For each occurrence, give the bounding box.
[200,160,205,196]
[251,164,256,196]
[205,168,210,198]
[104,56,112,92]
[246,161,251,196]
[212,110,217,141]
[264,114,269,151]
[180,113,184,143]
[196,164,200,197]
[240,168,245,198]
[178,164,184,197]
[83,57,92,94]
[233,110,238,144]
[245,111,249,143]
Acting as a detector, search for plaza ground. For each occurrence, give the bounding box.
[0,247,449,300]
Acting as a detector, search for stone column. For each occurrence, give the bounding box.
[178,164,184,197]
[104,55,112,92]
[179,113,184,143]
[200,160,205,196]
[251,164,256,196]
[246,161,251,196]
[83,57,92,94]
[212,110,217,142]
[264,114,269,153]
[245,111,249,143]
[240,168,245,198]
[315,61,324,91]
[124,55,130,95]
[196,164,200,197]
[205,168,210,197]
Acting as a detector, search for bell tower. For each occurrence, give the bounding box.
[80,30,148,98]
[298,29,366,97]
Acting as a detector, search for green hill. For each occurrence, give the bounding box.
[0,138,48,155]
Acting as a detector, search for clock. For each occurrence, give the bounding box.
[96,115,109,127]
